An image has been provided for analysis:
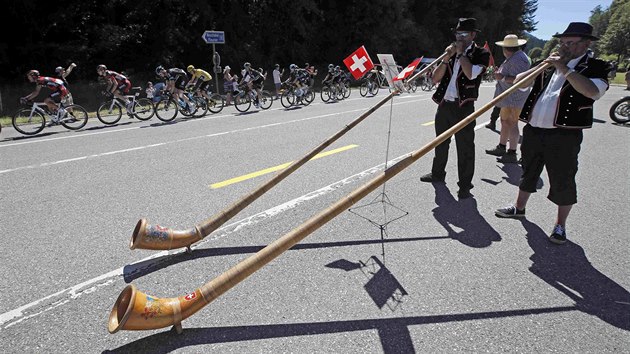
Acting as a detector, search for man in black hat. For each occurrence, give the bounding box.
[495,22,610,245]
[421,18,490,199]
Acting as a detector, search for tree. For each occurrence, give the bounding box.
[600,1,630,62]
[528,47,543,62]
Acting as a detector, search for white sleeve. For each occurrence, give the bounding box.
[590,78,608,100]
[470,65,484,80]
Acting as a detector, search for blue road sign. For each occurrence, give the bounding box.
[202,31,225,44]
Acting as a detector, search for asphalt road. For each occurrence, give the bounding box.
[1,84,629,353]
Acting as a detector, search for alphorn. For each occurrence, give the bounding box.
[130,52,449,251]
[109,61,553,334]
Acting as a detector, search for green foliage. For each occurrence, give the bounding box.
[600,1,630,61]
[528,47,543,61]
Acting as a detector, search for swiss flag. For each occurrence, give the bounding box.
[483,41,495,67]
[343,45,375,80]
[393,57,423,81]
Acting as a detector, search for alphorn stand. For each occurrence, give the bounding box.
[349,91,409,262]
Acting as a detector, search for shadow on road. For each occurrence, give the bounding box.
[103,305,578,354]
[431,183,501,248]
[521,219,630,331]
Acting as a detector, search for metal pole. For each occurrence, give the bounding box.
[213,43,219,94]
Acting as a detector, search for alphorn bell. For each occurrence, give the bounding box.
[109,61,553,334]
[129,53,449,251]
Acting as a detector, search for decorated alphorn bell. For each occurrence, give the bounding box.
[130,53,450,252]
[110,61,553,334]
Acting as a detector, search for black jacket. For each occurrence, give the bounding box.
[519,54,609,129]
[432,42,490,106]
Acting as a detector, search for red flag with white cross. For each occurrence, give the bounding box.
[393,57,423,81]
[343,45,375,80]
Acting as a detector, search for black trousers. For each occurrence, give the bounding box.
[431,101,476,189]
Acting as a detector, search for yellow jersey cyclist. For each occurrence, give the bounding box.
[186,65,213,101]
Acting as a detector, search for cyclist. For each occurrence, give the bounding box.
[240,62,265,107]
[186,65,213,101]
[55,63,77,106]
[21,69,69,118]
[285,64,309,100]
[322,64,337,86]
[96,64,133,113]
[155,65,195,110]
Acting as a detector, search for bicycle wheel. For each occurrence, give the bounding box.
[133,98,155,121]
[97,100,123,125]
[343,84,351,99]
[408,80,418,92]
[609,97,630,124]
[280,91,295,108]
[369,82,380,96]
[321,87,331,102]
[207,93,225,114]
[234,93,251,112]
[359,82,369,97]
[193,97,208,118]
[12,109,45,135]
[179,99,197,117]
[303,90,315,105]
[155,98,179,122]
[259,91,273,110]
[60,104,88,130]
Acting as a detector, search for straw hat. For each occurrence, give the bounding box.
[495,34,527,48]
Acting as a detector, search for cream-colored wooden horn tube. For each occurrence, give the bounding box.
[110,62,551,334]
[129,53,449,252]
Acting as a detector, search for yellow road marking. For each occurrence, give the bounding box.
[210,144,359,189]
[422,121,435,126]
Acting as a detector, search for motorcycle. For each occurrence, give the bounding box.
[609,96,630,124]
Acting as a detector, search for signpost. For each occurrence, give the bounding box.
[202,30,225,93]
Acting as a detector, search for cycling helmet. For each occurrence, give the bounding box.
[328,64,334,70]
[186,65,195,73]
[96,64,107,72]
[27,69,40,77]
[289,64,297,70]
[55,66,64,74]
[155,65,165,75]
[244,62,251,69]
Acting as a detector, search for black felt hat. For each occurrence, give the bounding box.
[553,22,599,40]
[451,18,481,33]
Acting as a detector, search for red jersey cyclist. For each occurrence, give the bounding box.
[96,64,133,113]
[21,69,69,118]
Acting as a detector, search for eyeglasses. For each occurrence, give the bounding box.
[559,39,585,47]
[455,32,470,37]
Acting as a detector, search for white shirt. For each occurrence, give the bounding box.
[273,69,281,83]
[444,43,484,101]
[529,53,608,128]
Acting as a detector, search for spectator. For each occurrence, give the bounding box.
[223,66,236,105]
[485,34,531,164]
[495,22,610,245]
[273,64,283,99]
[145,81,155,99]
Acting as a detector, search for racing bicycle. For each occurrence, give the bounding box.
[97,87,154,125]
[12,100,88,135]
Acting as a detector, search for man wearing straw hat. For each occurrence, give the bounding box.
[495,22,610,245]
[485,34,531,163]
[421,18,490,199]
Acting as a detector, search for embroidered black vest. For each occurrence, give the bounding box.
[432,42,490,106]
[519,55,609,129]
